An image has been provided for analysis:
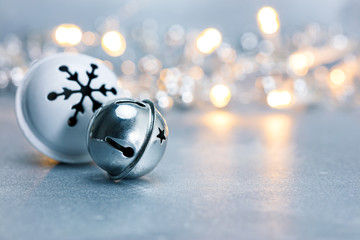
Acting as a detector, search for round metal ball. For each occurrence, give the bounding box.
[87,99,169,180]
[15,53,120,163]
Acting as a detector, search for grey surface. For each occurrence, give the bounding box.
[1,93,360,240]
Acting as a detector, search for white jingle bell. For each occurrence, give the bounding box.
[16,53,120,163]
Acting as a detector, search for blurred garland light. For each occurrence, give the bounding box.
[257,7,280,35]
[54,24,82,46]
[196,28,222,54]
[3,5,360,111]
[82,31,98,46]
[210,84,232,108]
[329,68,346,86]
[101,31,127,57]
[289,51,315,76]
[267,90,292,109]
[121,60,136,75]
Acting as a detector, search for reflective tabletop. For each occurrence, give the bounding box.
[1,94,360,240]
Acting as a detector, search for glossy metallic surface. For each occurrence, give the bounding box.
[87,99,168,180]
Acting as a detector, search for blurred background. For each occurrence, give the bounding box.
[2,0,360,111]
[3,2,360,240]
[1,0,359,36]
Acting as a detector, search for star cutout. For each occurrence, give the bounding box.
[156,128,166,144]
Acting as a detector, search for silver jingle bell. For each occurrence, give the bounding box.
[87,99,169,180]
[15,53,120,163]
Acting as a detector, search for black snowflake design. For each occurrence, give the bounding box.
[47,63,117,127]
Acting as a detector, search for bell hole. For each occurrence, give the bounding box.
[115,100,146,108]
[134,102,146,108]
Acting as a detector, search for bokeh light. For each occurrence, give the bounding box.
[181,91,194,104]
[101,31,126,57]
[217,45,237,63]
[196,28,222,54]
[329,68,346,86]
[257,7,280,35]
[156,91,174,109]
[139,55,162,75]
[121,60,136,75]
[188,66,204,80]
[82,31,98,46]
[165,25,185,46]
[210,84,231,108]
[54,24,82,46]
[289,51,315,76]
[267,90,292,108]
[101,60,114,71]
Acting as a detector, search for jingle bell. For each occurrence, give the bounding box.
[87,99,169,180]
[16,53,120,163]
